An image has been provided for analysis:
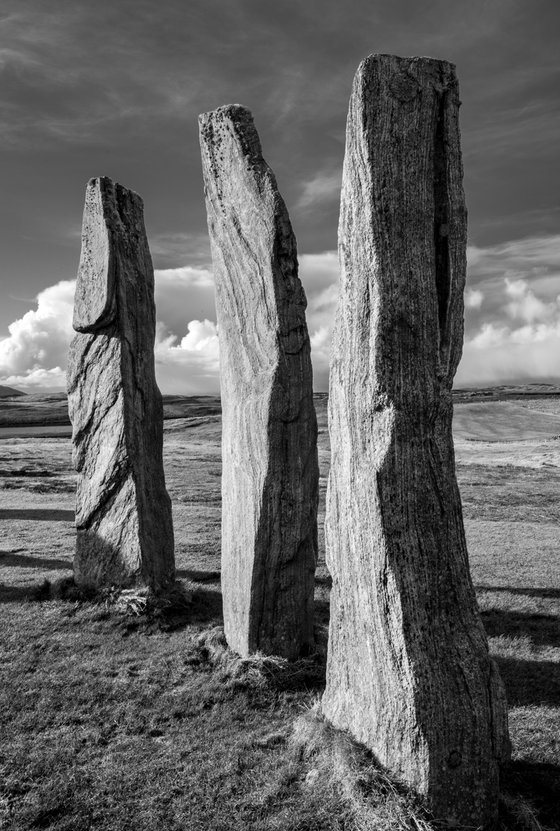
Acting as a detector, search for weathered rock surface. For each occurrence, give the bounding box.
[199,105,318,661]
[67,177,174,592]
[322,55,510,827]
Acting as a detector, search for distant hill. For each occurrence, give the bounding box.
[453,382,560,401]
[0,385,25,398]
[1,386,560,429]
[0,392,222,428]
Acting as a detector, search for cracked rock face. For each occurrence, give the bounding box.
[322,55,510,828]
[199,105,318,661]
[67,177,175,592]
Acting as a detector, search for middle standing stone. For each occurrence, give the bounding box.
[199,105,319,661]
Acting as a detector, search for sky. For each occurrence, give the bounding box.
[1,0,559,393]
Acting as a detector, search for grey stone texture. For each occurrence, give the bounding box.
[67,176,175,592]
[199,105,318,661]
[322,55,510,828]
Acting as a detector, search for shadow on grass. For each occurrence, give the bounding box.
[495,656,560,707]
[0,508,74,522]
[177,568,221,583]
[185,584,223,626]
[0,551,72,570]
[503,759,560,831]
[0,567,223,631]
[481,608,560,647]
[116,582,224,633]
[0,576,94,605]
[477,584,560,600]
[0,584,39,603]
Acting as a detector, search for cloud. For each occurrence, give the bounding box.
[153,252,341,394]
[465,288,483,309]
[462,234,560,336]
[296,169,342,211]
[0,6,209,147]
[153,266,216,343]
[0,253,339,394]
[149,232,212,270]
[154,252,341,393]
[504,277,554,324]
[154,268,220,393]
[468,235,560,280]
[299,251,339,313]
[309,326,332,389]
[299,238,560,390]
[3,234,559,394]
[299,251,340,390]
[458,322,560,386]
[0,268,220,394]
[458,234,560,385]
[0,366,67,390]
[155,318,220,395]
[0,279,75,381]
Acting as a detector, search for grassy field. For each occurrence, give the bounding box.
[0,395,559,830]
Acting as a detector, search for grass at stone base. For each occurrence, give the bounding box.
[1,419,559,830]
[0,591,340,831]
[0,573,558,831]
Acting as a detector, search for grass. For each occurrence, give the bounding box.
[452,401,560,442]
[0,597,333,831]
[0,396,559,829]
[458,463,560,523]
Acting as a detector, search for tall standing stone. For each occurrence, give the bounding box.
[322,55,509,827]
[199,105,318,661]
[67,176,175,592]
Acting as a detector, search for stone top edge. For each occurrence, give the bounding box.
[198,104,253,125]
[198,104,265,168]
[358,53,456,70]
[85,176,144,209]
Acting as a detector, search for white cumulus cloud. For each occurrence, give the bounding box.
[154,318,220,395]
[504,277,557,324]
[0,366,67,390]
[0,268,220,394]
[154,265,215,343]
[299,251,340,390]
[0,279,75,382]
[459,322,560,385]
[457,234,560,385]
[3,234,559,395]
[465,288,483,309]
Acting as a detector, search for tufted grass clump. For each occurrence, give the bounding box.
[195,626,326,691]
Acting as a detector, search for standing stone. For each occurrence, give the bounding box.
[322,55,510,827]
[199,105,318,661]
[67,176,175,592]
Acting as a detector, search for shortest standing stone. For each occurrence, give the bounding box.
[67,176,175,592]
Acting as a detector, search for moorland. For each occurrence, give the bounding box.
[0,387,559,830]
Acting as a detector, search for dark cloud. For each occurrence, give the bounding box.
[1,0,559,387]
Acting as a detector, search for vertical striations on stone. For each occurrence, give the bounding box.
[322,55,510,828]
[67,176,175,592]
[199,105,319,661]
